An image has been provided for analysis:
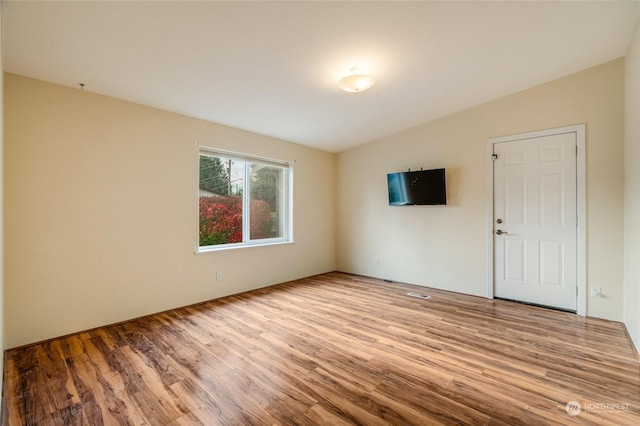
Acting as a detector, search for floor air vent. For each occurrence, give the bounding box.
[406,292,431,300]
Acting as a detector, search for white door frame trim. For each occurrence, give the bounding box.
[486,124,586,316]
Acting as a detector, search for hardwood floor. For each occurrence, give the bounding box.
[2,272,639,425]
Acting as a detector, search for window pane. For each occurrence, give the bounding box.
[250,164,283,240]
[199,155,244,245]
[198,148,291,250]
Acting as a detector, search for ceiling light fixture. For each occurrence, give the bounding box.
[337,67,376,93]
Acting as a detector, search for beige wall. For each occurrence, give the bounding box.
[624,16,640,352]
[336,59,625,321]
[4,74,336,348]
[0,3,5,389]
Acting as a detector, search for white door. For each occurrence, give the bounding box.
[493,132,577,311]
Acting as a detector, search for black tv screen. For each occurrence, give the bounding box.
[387,168,446,206]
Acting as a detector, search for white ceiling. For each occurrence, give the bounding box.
[3,1,640,153]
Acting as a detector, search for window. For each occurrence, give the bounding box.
[198,148,292,250]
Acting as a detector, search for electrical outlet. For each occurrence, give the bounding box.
[591,287,602,298]
[216,272,223,281]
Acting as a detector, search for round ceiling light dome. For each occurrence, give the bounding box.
[337,67,376,93]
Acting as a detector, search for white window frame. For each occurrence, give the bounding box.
[197,147,294,253]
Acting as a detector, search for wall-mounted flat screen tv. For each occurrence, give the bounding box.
[387,168,446,206]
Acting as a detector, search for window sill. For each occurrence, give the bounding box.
[195,240,295,254]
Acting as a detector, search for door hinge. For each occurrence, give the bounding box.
[491,154,498,160]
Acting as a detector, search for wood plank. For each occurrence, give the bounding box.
[301,403,355,426]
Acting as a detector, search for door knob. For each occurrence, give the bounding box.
[496,230,508,235]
